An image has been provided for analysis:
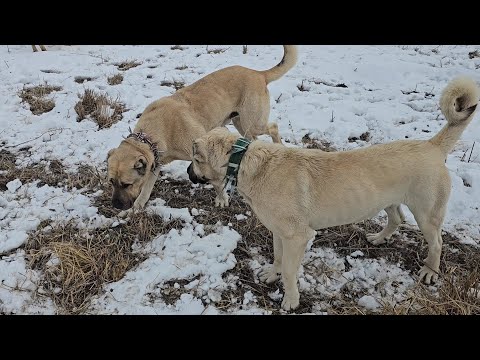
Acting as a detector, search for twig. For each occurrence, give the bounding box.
[4,60,9,68]
[468,142,475,163]
[5,127,95,148]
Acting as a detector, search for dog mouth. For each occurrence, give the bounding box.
[112,198,133,210]
[187,163,210,184]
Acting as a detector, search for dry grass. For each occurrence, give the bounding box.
[74,89,126,129]
[171,45,186,51]
[349,132,371,142]
[0,149,103,192]
[160,80,185,91]
[25,212,183,314]
[115,60,141,71]
[41,69,61,74]
[206,46,229,54]
[18,84,62,115]
[301,133,336,151]
[107,74,124,85]
[175,65,188,70]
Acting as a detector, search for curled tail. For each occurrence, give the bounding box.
[430,77,479,155]
[260,45,298,84]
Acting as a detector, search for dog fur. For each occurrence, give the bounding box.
[188,77,480,310]
[107,45,298,211]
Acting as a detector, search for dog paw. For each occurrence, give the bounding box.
[366,233,388,245]
[418,266,438,285]
[215,194,229,208]
[133,197,148,210]
[259,267,281,283]
[118,209,132,219]
[281,293,300,311]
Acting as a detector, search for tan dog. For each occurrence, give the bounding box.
[107,45,298,210]
[32,45,47,52]
[188,77,479,310]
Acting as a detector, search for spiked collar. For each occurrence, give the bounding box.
[126,131,160,170]
[224,137,251,194]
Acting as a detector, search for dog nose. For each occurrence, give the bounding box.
[187,163,198,184]
[112,198,124,209]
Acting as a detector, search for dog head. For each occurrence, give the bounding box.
[107,140,155,210]
[188,127,239,187]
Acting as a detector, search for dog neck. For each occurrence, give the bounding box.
[224,137,252,194]
[126,132,160,170]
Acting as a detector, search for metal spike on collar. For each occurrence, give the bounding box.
[126,131,161,170]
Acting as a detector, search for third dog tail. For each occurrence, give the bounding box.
[430,77,479,156]
[260,45,298,84]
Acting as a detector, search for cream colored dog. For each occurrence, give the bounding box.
[188,77,479,310]
[107,45,298,211]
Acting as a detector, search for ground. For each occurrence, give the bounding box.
[0,45,479,315]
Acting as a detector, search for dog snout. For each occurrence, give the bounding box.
[112,197,133,210]
[112,198,124,209]
[187,163,199,184]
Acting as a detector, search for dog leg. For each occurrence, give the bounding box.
[133,167,161,210]
[32,45,38,52]
[212,183,229,208]
[267,122,282,144]
[39,45,47,51]
[417,221,442,284]
[367,205,403,245]
[232,118,245,137]
[409,204,445,284]
[259,233,283,283]
[281,228,315,311]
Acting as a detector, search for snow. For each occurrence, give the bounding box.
[89,224,240,314]
[0,181,111,253]
[1,45,479,314]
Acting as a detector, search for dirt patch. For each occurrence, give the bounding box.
[468,50,480,59]
[74,89,126,129]
[74,76,95,84]
[206,46,228,54]
[115,60,141,71]
[18,84,62,115]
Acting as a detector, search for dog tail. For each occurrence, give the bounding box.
[260,45,298,84]
[430,77,479,155]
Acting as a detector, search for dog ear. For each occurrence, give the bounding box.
[134,156,147,175]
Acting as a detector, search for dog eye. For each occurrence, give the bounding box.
[122,183,132,189]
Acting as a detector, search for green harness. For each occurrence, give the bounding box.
[224,137,251,193]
